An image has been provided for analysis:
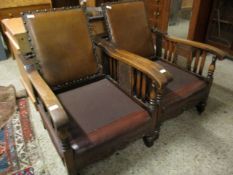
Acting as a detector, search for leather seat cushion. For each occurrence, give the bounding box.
[57,79,150,152]
[158,60,207,107]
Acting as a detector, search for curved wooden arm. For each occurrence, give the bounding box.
[165,35,228,60]
[96,39,173,89]
[28,69,69,129]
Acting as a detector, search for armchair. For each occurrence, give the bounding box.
[21,7,171,175]
[101,1,228,133]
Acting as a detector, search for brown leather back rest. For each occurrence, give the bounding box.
[103,1,155,58]
[24,9,98,86]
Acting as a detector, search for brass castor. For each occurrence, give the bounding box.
[196,102,206,114]
[143,130,159,147]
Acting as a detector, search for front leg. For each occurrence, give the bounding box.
[143,125,160,147]
[196,101,206,114]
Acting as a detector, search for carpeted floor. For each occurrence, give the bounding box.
[0,98,46,175]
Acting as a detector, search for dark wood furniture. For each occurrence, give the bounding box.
[188,0,233,56]
[21,7,172,175]
[1,11,106,104]
[82,0,171,42]
[206,0,233,55]
[188,0,213,42]
[101,1,228,134]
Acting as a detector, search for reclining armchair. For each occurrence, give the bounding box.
[100,1,227,131]
[21,7,172,175]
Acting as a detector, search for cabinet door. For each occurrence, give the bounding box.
[206,0,233,54]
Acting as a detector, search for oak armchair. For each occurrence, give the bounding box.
[21,7,172,175]
[101,1,228,133]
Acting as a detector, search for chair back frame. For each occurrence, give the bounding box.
[22,6,102,92]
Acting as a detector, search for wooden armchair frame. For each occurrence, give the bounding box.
[100,0,228,139]
[154,31,228,111]
[24,43,172,174]
[20,7,173,174]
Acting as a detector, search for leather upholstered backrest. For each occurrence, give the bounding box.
[24,8,98,86]
[103,1,155,58]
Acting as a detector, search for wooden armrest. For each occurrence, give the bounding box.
[4,31,20,50]
[28,69,69,129]
[165,35,228,60]
[96,39,173,89]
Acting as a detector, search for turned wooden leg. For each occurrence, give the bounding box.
[63,149,77,175]
[59,131,77,175]
[196,101,206,114]
[143,128,160,147]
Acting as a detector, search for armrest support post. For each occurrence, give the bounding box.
[151,31,228,78]
[149,81,156,106]
[95,39,173,90]
[27,68,69,130]
[207,56,217,81]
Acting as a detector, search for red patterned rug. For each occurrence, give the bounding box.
[0,98,43,175]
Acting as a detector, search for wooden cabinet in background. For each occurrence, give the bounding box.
[0,0,52,60]
[206,0,233,55]
[1,18,31,54]
[182,0,193,9]
[144,0,171,32]
[0,0,51,21]
[1,18,36,104]
[188,0,233,57]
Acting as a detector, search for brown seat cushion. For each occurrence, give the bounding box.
[57,79,150,152]
[158,60,207,107]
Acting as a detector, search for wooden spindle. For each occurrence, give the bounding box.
[149,81,156,106]
[136,71,142,98]
[141,74,147,101]
[156,90,162,104]
[207,56,217,80]
[168,41,173,62]
[112,59,118,80]
[172,44,178,64]
[115,60,118,80]
[131,69,137,96]
[193,49,200,73]
[164,40,168,60]
[112,59,115,79]
[198,50,207,75]
[109,58,113,76]
[103,52,109,74]
[187,51,193,71]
